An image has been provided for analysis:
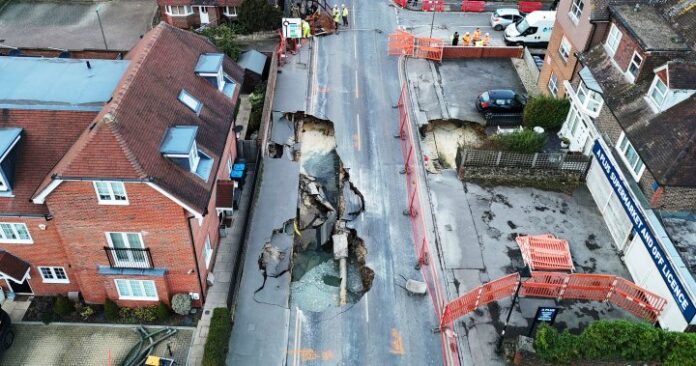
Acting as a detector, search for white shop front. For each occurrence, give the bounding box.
[586,139,696,331]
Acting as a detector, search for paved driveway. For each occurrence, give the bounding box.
[0,323,193,366]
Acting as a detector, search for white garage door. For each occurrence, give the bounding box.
[586,161,632,249]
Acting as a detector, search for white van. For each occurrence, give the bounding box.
[504,11,556,47]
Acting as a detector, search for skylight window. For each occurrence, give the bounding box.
[178,90,202,114]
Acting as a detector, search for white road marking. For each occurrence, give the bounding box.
[353,33,358,61]
[354,70,359,98]
[292,307,303,366]
[364,292,370,322]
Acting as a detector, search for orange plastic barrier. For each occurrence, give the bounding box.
[518,1,542,13]
[422,0,444,11]
[440,273,519,327]
[394,0,407,8]
[461,1,485,12]
[610,277,667,323]
[388,30,415,56]
[516,234,575,272]
[414,37,444,62]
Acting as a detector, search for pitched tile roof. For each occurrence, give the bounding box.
[609,4,690,51]
[35,22,244,214]
[583,46,696,187]
[0,110,96,215]
[665,61,696,90]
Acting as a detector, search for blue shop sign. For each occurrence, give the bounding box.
[592,141,696,322]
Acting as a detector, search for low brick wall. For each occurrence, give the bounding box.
[457,166,585,191]
[258,50,279,157]
[442,46,524,59]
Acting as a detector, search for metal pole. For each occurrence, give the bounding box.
[428,4,436,39]
[496,280,521,353]
[95,7,109,50]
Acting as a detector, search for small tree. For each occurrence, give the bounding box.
[199,24,241,60]
[523,95,570,130]
[238,0,282,33]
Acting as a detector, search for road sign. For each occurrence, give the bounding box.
[528,306,559,336]
[282,18,302,39]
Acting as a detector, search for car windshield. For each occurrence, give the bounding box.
[515,94,527,105]
[480,92,490,102]
[516,18,529,33]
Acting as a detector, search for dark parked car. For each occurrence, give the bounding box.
[0,309,13,356]
[476,89,527,116]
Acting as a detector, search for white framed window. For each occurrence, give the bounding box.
[548,72,558,96]
[203,235,213,269]
[227,156,234,175]
[559,36,571,62]
[94,181,128,205]
[569,0,583,23]
[648,76,668,110]
[114,279,158,301]
[223,6,237,17]
[616,133,645,179]
[605,23,622,57]
[178,90,202,114]
[165,5,193,16]
[106,232,148,267]
[566,104,582,136]
[626,51,643,83]
[38,266,69,284]
[576,82,603,114]
[189,141,201,172]
[0,223,32,244]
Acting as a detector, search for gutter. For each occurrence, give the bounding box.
[187,215,206,304]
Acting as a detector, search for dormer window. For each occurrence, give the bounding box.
[0,128,22,194]
[160,126,213,181]
[178,90,202,114]
[648,77,668,109]
[194,53,236,98]
[625,51,643,83]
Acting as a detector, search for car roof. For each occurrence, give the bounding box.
[488,89,517,98]
[495,8,521,15]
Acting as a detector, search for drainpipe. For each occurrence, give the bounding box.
[187,215,206,304]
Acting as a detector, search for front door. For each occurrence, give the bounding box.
[7,278,32,294]
[198,6,210,24]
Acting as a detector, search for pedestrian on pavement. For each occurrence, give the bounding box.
[472,28,481,43]
[482,32,490,46]
[333,5,341,30]
[462,32,471,46]
[291,2,301,18]
[341,4,349,27]
[302,19,311,38]
[451,31,459,46]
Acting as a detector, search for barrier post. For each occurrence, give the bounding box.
[404,190,418,217]
[416,238,429,269]
[401,146,413,175]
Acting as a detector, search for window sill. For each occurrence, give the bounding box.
[223,13,238,17]
[42,280,70,284]
[165,13,193,17]
[117,296,159,301]
[97,200,130,206]
[0,240,33,245]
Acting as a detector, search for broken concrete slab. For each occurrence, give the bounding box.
[270,112,294,145]
[333,233,349,259]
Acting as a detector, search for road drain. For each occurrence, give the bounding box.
[290,117,372,312]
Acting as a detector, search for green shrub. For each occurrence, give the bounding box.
[132,306,159,322]
[79,305,95,320]
[534,320,696,365]
[41,311,54,324]
[156,302,171,322]
[199,24,241,60]
[202,308,232,366]
[238,0,282,33]
[523,95,570,130]
[490,129,546,154]
[53,295,73,318]
[104,298,120,321]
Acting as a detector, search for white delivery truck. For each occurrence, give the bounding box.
[504,11,556,47]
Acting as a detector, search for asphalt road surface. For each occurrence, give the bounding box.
[285,2,476,366]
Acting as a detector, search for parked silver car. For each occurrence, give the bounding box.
[490,8,523,31]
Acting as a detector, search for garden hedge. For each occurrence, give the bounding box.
[490,128,546,154]
[534,320,696,365]
[523,95,570,130]
[202,307,232,366]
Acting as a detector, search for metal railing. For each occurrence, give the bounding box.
[458,149,591,173]
[104,247,153,269]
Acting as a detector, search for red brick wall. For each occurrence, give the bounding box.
[608,20,644,74]
[0,217,79,296]
[160,7,196,28]
[441,46,523,59]
[45,181,201,305]
[656,69,668,84]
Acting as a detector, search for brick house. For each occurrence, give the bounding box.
[0,22,244,308]
[158,0,242,29]
[554,3,696,330]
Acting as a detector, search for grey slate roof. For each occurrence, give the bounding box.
[609,4,690,51]
[666,61,696,90]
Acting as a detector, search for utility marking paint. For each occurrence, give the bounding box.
[390,328,404,355]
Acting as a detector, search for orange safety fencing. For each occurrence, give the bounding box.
[394,0,407,8]
[388,30,415,56]
[422,0,444,11]
[441,272,667,327]
[440,273,519,327]
[414,37,444,62]
[516,234,575,272]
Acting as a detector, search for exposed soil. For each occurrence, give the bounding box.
[421,120,486,169]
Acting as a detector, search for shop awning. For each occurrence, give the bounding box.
[0,250,30,283]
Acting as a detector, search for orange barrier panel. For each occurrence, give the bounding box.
[610,277,666,323]
[440,273,519,327]
[388,30,415,56]
[394,0,407,8]
[422,0,444,11]
[518,1,542,13]
[563,273,615,301]
[414,37,444,62]
[516,234,574,272]
[520,271,565,298]
[461,0,485,12]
